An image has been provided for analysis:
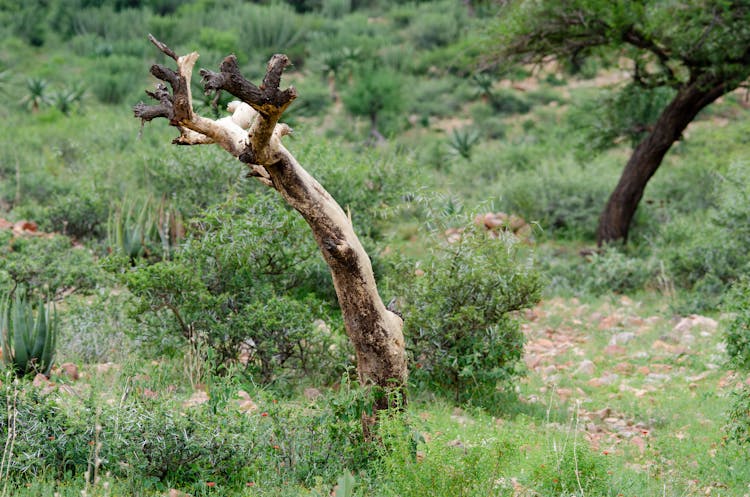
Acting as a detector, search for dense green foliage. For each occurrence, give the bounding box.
[400,225,541,403]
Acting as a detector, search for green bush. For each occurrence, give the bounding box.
[0,231,104,298]
[727,384,750,446]
[57,293,134,364]
[342,64,404,136]
[123,193,347,382]
[0,373,376,492]
[45,190,108,240]
[406,1,467,50]
[399,221,542,403]
[724,277,750,370]
[499,158,614,240]
[655,162,750,309]
[88,55,143,105]
[579,246,656,295]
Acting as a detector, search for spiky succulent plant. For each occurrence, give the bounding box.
[0,290,57,377]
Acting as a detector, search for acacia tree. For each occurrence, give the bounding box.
[133,36,407,423]
[491,0,750,244]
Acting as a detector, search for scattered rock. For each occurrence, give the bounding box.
[603,345,627,356]
[95,362,120,374]
[609,332,636,346]
[183,389,209,407]
[574,359,596,376]
[646,373,671,383]
[613,362,634,374]
[32,373,53,390]
[598,315,621,330]
[59,362,79,381]
[304,387,322,402]
[587,373,619,388]
[237,390,258,413]
[673,315,718,335]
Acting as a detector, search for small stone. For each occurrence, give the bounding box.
[59,362,79,381]
[32,373,52,388]
[237,390,258,413]
[609,332,636,346]
[594,407,612,420]
[588,373,618,388]
[574,359,596,376]
[304,387,322,401]
[556,388,573,401]
[542,365,558,376]
[95,362,120,374]
[183,390,209,407]
[613,362,634,374]
[603,345,627,356]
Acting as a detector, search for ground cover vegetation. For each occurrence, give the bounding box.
[0,0,749,495]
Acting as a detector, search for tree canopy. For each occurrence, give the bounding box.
[491,0,750,244]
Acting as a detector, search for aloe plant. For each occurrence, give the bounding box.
[0,291,58,377]
[108,197,183,262]
[107,198,156,262]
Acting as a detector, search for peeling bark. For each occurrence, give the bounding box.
[134,36,408,425]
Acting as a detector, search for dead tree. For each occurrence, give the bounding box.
[133,37,408,423]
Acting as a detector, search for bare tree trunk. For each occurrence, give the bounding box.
[133,37,407,427]
[596,78,729,245]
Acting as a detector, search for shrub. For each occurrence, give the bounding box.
[656,162,750,309]
[578,246,656,295]
[727,385,750,446]
[724,276,750,370]
[342,64,404,136]
[88,55,143,105]
[44,190,108,240]
[57,293,134,364]
[0,231,104,299]
[399,221,542,403]
[499,157,614,240]
[406,1,467,50]
[123,193,347,382]
[0,373,376,492]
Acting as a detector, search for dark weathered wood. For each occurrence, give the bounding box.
[596,76,729,244]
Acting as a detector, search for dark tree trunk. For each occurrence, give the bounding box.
[596,78,729,245]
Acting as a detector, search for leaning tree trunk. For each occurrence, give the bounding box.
[133,37,407,428]
[596,77,730,245]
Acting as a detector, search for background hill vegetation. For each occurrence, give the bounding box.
[1,0,749,495]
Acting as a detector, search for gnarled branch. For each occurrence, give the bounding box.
[133,37,408,429]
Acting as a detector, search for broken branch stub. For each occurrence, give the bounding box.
[133,38,408,423]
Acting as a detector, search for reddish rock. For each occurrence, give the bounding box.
[59,362,79,381]
[603,345,627,356]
